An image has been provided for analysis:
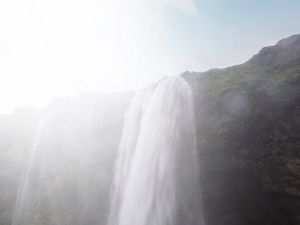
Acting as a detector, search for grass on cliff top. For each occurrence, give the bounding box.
[196,63,300,97]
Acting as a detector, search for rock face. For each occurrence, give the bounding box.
[184,34,300,225]
[0,34,300,225]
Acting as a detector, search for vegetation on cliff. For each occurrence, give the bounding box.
[184,33,300,225]
[0,34,300,225]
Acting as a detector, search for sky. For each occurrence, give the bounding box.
[0,0,300,113]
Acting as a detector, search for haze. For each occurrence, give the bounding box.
[1,0,300,113]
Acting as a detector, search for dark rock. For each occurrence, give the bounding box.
[186,34,300,225]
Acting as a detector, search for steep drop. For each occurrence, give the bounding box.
[108,76,204,225]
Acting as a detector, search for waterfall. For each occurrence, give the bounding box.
[11,95,117,225]
[108,76,204,225]
[12,114,50,225]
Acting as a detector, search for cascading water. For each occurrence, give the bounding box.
[11,95,122,225]
[12,114,50,225]
[108,76,204,225]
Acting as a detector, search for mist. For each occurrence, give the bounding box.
[1,1,300,225]
[0,92,131,225]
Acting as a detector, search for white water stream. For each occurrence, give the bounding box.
[108,77,204,225]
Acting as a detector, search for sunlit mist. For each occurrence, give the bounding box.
[1,0,300,112]
[1,1,300,225]
[0,0,199,113]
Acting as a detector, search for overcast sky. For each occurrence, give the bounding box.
[1,0,300,113]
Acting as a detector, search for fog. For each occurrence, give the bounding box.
[1,1,300,225]
[1,77,206,225]
[0,91,131,225]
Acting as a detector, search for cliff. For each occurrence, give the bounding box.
[0,34,300,225]
[184,33,300,225]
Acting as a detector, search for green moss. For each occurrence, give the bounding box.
[276,65,300,80]
[195,61,300,98]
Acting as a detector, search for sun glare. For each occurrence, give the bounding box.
[0,0,177,113]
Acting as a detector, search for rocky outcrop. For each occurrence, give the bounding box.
[184,34,300,225]
[0,34,299,225]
